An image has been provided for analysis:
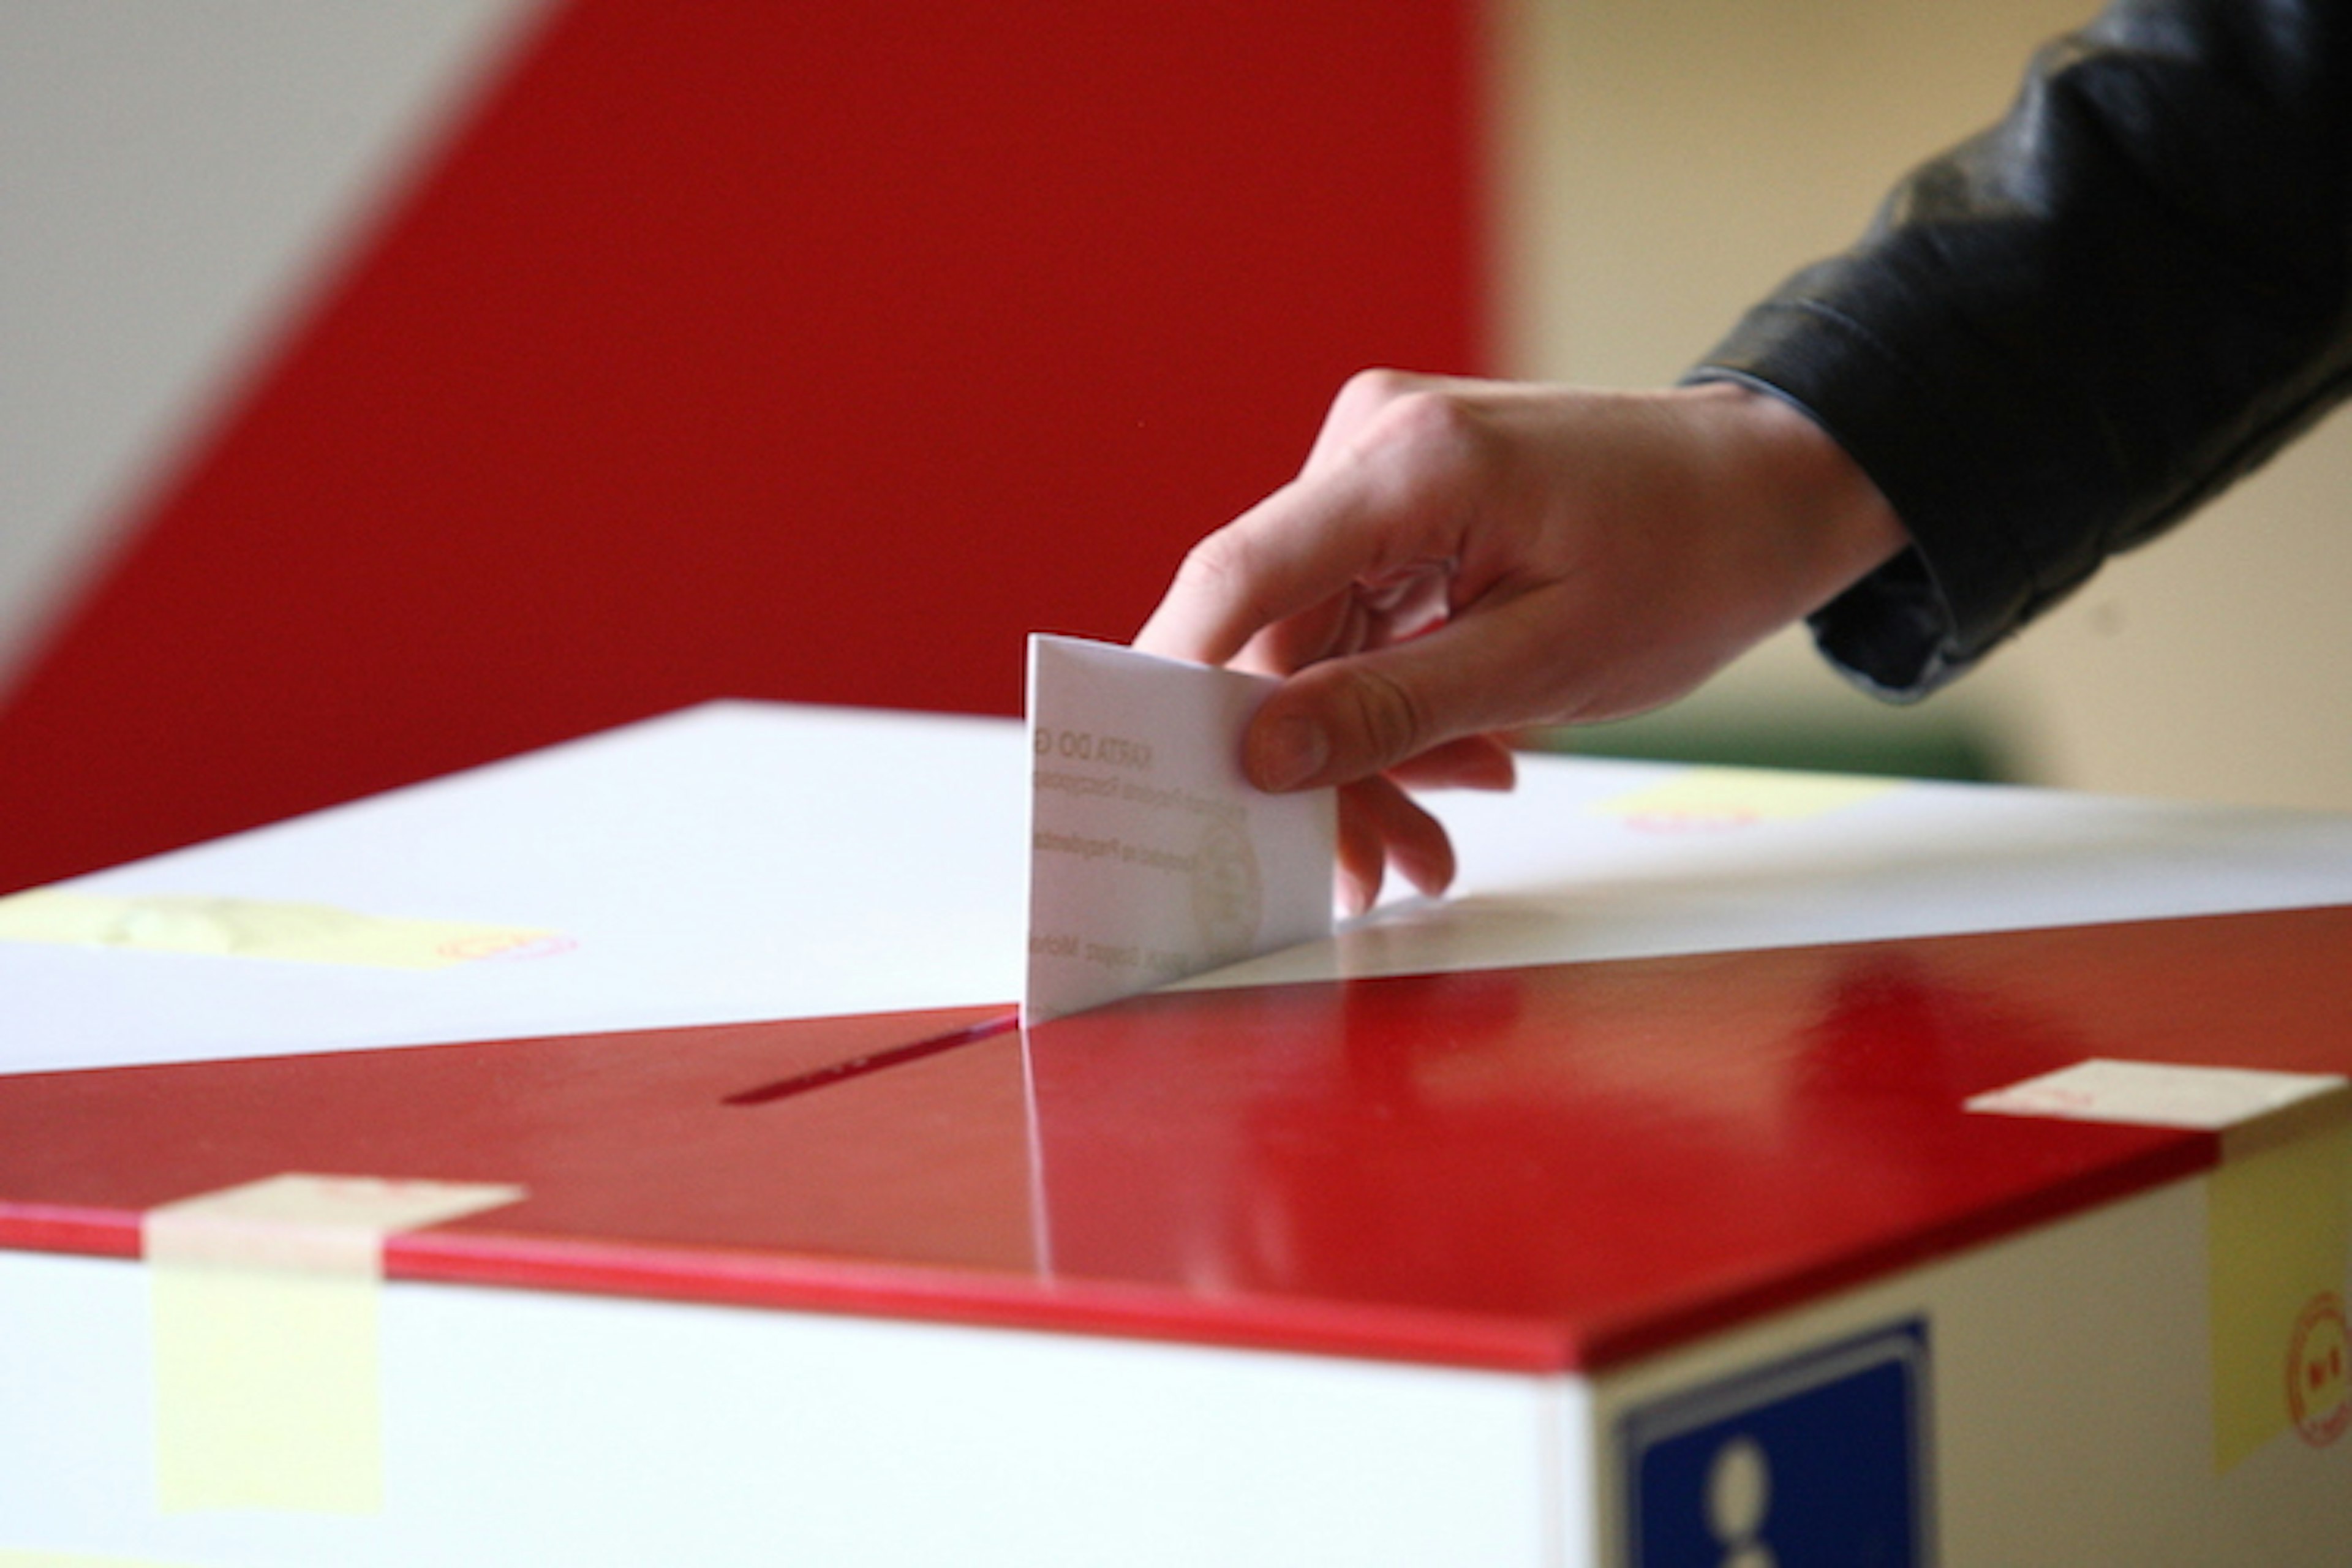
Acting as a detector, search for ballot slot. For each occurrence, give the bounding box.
[722,1011,1019,1106]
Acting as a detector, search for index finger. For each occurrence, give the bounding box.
[1134,448,1463,668]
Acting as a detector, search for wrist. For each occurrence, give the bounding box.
[1682,380,1909,618]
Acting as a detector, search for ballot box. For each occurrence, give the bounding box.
[4,703,2350,1566]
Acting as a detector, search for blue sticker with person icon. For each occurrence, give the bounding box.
[1621,1317,1931,1567]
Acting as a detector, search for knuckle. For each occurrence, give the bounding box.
[1172,521,1268,595]
[1165,525,1284,638]
[1377,386,1482,455]
[1170,527,1246,592]
[1352,388,1493,502]
[1336,366,1420,412]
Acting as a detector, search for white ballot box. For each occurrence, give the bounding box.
[4,703,2350,1566]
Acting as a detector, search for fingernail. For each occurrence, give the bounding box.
[1250,714,1329,792]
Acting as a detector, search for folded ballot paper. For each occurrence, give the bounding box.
[1023,635,1335,1025]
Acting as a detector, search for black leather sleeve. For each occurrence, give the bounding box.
[1691,0,2352,699]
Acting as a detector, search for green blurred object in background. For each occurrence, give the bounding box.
[1524,706,2016,785]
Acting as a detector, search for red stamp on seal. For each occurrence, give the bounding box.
[2286,1291,2350,1448]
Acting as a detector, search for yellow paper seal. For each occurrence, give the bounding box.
[146,1174,524,1514]
[0,889,562,970]
[2209,1115,2352,1471]
[1591,766,1898,831]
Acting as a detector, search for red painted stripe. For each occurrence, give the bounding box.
[0,1202,143,1260]
[384,1227,1576,1374]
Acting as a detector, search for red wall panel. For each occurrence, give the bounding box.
[0,0,1487,891]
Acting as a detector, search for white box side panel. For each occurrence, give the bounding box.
[1588,1175,2352,1567]
[1,1252,1568,1566]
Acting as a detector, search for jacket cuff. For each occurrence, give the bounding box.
[1686,295,2058,701]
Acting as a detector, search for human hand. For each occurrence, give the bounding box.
[1134,372,1906,912]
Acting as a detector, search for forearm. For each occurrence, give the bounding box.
[1694,0,2352,698]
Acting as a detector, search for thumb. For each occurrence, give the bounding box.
[1241,660,1438,793]
[1239,597,1575,792]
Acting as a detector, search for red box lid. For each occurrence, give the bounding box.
[6,907,2347,1372]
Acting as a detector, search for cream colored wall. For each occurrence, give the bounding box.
[1490,0,2352,812]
